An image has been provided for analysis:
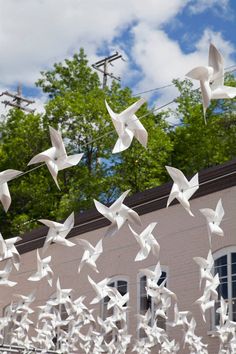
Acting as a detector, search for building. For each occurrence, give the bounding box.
[1,158,236,353]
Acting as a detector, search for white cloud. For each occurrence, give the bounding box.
[0,0,188,87]
[129,24,235,110]
[0,0,234,111]
[188,0,230,15]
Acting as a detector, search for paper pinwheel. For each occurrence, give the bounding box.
[0,169,22,212]
[193,249,214,287]
[105,98,147,153]
[200,198,224,245]
[166,166,199,216]
[39,211,75,253]
[0,235,21,270]
[28,249,53,286]
[129,222,160,261]
[106,286,129,310]
[168,303,190,328]
[186,43,236,120]
[94,190,141,237]
[88,276,111,304]
[14,291,36,314]
[28,126,83,189]
[0,260,17,287]
[48,278,72,306]
[77,238,103,273]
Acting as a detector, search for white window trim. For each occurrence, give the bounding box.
[137,265,168,337]
[210,246,236,330]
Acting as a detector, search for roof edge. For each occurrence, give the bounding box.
[16,158,236,254]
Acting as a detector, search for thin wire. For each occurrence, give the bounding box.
[8,99,176,181]
[132,65,236,97]
[133,83,175,97]
[18,258,236,305]
[13,212,232,281]
[6,67,236,182]
[16,167,236,247]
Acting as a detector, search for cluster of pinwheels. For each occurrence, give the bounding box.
[0,43,235,354]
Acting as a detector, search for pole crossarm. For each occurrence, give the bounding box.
[0,84,35,113]
[92,52,123,88]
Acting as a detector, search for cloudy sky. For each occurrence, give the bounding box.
[0,0,235,114]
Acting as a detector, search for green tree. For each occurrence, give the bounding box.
[0,48,173,236]
[0,109,62,237]
[169,75,236,176]
[36,49,173,215]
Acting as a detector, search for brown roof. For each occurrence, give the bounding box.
[16,158,236,254]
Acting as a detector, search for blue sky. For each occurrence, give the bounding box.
[0,0,235,114]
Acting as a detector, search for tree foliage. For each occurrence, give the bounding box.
[169,75,236,176]
[0,48,235,237]
[0,49,172,237]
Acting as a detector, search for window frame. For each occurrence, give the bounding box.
[137,265,168,337]
[212,246,236,329]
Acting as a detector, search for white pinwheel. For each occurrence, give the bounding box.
[94,190,141,237]
[5,236,21,271]
[0,169,22,212]
[14,291,36,314]
[186,43,236,120]
[0,234,21,270]
[166,166,199,216]
[216,297,229,326]
[28,249,53,286]
[193,249,214,287]
[168,303,190,328]
[129,222,159,261]
[105,98,147,153]
[77,238,103,273]
[200,198,224,245]
[88,276,111,304]
[39,211,75,253]
[48,278,72,306]
[106,286,129,310]
[0,260,17,287]
[28,126,83,188]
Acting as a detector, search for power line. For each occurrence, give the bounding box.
[10,98,176,182]
[15,167,236,251]
[6,65,236,183]
[132,65,236,97]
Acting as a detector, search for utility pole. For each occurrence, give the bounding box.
[0,83,35,113]
[92,52,124,89]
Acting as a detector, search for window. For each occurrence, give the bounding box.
[102,278,128,320]
[213,247,236,326]
[101,277,128,342]
[138,268,167,337]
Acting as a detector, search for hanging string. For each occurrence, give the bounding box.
[132,65,236,97]
[14,166,236,244]
[5,65,236,183]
